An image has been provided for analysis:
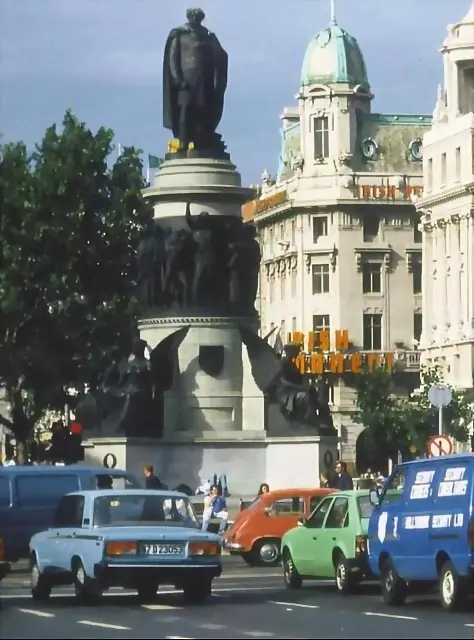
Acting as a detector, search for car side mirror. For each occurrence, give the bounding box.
[297,517,306,527]
[369,488,380,507]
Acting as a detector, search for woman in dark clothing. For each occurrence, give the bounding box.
[326,461,354,491]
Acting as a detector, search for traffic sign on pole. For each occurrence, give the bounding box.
[428,384,452,409]
[427,435,453,457]
[428,384,452,437]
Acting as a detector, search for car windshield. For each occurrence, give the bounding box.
[93,494,199,528]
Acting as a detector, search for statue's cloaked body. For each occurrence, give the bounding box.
[162,7,228,151]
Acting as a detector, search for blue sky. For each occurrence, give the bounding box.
[0,0,470,184]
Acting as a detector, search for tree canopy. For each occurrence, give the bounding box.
[0,110,152,444]
[354,364,473,460]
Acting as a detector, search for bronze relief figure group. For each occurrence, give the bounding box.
[136,204,261,316]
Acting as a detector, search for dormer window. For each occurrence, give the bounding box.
[313,116,330,160]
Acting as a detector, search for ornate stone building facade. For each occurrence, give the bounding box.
[243,16,429,470]
[417,1,474,394]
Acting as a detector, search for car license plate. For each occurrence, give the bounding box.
[141,544,183,556]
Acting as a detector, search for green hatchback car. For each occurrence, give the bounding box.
[281,489,373,594]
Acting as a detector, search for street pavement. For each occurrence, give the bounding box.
[1,558,472,639]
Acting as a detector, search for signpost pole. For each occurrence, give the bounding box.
[438,405,443,437]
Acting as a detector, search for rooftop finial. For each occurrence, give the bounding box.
[330,0,336,24]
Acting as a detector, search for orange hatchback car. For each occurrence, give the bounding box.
[223,487,336,566]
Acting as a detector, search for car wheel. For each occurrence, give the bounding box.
[182,578,212,604]
[31,558,52,602]
[282,549,303,589]
[73,559,102,602]
[334,553,356,595]
[137,581,159,603]
[254,539,281,566]
[380,557,407,606]
[241,552,258,567]
[439,560,468,612]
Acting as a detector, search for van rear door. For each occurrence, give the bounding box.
[432,459,472,578]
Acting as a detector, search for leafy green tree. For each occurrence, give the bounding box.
[404,365,473,452]
[0,111,152,449]
[354,364,473,462]
[353,365,407,462]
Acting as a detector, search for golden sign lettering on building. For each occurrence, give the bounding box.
[287,330,394,375]
[358,184,423,201]
[255,190,288,214]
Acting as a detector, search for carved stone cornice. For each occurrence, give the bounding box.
[304,245,338,273]
[354,246,392,273]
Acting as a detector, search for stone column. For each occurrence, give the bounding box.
[420,220,433,348]
[139,154,264,437]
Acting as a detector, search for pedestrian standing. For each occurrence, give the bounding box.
[326,460,354,490]
[144,464,168,489]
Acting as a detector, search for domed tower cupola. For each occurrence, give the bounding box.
[440,0,474,121]
[298,0,373,172]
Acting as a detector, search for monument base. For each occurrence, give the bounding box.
[83,432,338,495]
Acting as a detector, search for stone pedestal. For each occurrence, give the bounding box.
[83,433,339,495]
[140,153,264,436]
[139,316,265,434]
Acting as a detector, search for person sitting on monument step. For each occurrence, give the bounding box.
[201,484,228,534]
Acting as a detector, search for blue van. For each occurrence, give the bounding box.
[0,465,141,561]
[367,453,474,612]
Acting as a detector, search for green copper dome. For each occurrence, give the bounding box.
[301,23,369,87]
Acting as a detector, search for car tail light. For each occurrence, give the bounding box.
[0,538,4,561]
[105,541,137,556]
[188,541,221,556]
[355,535,367,555]
[468,521,474,548]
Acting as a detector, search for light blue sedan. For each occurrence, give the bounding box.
[29,489,222,604]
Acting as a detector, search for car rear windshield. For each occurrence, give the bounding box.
[93,494,199,528]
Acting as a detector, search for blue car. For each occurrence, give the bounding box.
[29,489,222,604]
[367,453,474,612]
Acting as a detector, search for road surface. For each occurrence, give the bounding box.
[1,558,472,638]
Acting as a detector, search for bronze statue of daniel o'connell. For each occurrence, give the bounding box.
[162,7,228,154]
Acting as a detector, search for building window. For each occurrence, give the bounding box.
[363,216,379,242]
[280,222,285,241]
[280,319,286,342]
[313,314,330,333]
[414,312,422,343]
[280,273,285,299]
[291,269,297,297]
[312,216,328,242]
[363,314,382,350]
[312,264,330,294]
[427,158,433,191]
[455,147,461,182]
[413,261,422,294]
[413,216,422,243]
[269,227,274,252]
[362,263,382,293]
[291,219,296,246]
[441,152,447,186]
[313,116,329,159]
[292,316,297,332]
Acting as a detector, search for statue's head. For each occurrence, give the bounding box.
[186,7,205,26]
